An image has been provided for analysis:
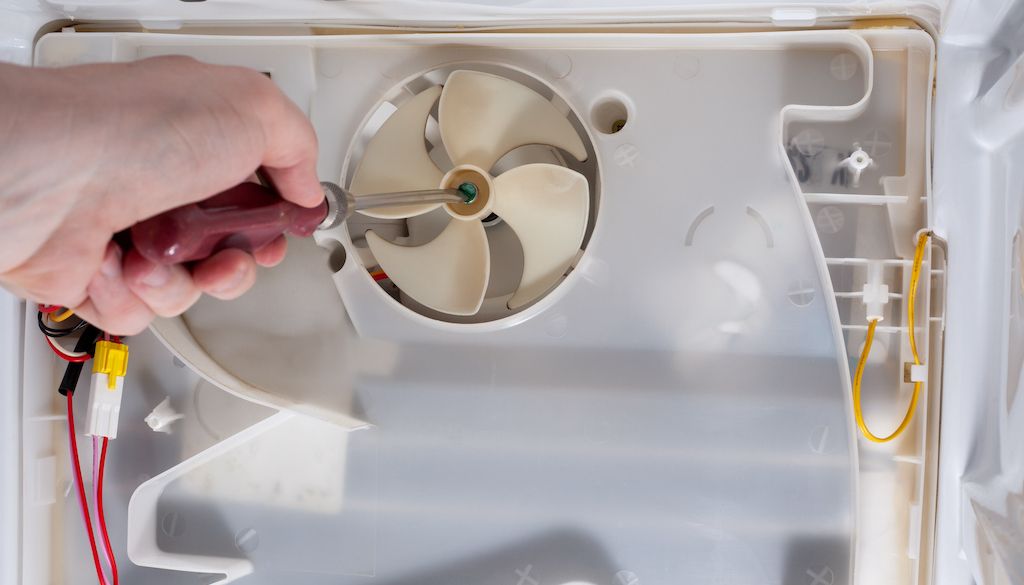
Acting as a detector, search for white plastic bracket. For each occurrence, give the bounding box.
[127,412,294,584]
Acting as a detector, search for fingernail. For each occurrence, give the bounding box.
[100,248,122,278]
[210,265,248,294]
[142,264,171,287]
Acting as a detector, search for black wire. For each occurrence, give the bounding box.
[57,325,101,396]
[37,310,89,338]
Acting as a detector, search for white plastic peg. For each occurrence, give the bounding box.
[862,261,889,322]
[145,397,184,434]
[839,146,875,188]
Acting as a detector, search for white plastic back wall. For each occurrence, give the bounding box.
[26,27,939,585]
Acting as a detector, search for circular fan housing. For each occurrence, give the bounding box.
[342,65,599,324]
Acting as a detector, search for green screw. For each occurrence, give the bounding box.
[457,182,478,204]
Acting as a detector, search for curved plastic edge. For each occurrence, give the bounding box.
[148,317,369,430]
[776,30,875,585]
[126,412,294,584]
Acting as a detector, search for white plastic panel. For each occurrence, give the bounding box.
[20,25,938,585]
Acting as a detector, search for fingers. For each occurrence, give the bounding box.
[252,235,287,267]
[72,244,154,336]
[257,113,322,208]
[122,249,202,317]
[75,246,264,335]
[191,248,258,300]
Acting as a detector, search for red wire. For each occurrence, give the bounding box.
[97,437,119,585]
[67,393,107,584]
[39,304,61,314]
[371,271,389,282]
[46,336,90,363]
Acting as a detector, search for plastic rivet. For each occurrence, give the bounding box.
[614,144,640,168]
[787,280,817,307]
[830,53,859,81]
[235,527,260,553]
[160,511,185,538]
[815,206,845,234]
[544,53,573,79]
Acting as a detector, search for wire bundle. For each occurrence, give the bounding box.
[852,232,932,444]
[43,305,120,584]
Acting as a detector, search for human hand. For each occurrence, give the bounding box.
[0,56,322,335]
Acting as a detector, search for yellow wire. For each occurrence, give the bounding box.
[852,231,931,443]
[51,308,75,323]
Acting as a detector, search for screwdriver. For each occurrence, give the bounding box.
[130,180,471,265]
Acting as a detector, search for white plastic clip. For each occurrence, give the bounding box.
[906,364,928,383]
[862,261,889,322]
[839,145,875,188]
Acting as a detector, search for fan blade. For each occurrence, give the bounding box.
[439,71,587,172]
[492,164,589,309]
[366,220,490,316]
[349,86,444,219]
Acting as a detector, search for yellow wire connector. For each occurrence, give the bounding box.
[87,340,129,438]
[92,340,129,390]
[852,231,931,443]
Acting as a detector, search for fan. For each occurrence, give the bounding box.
[348,70,592,316]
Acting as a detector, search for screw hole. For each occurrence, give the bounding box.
[591,95,630,135]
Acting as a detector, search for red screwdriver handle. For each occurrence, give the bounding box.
[130,182,328,265]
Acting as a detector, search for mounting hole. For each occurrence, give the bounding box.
[323,241,347,273]
[590,95,630,135]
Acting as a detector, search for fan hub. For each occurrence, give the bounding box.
[441,165,494,221]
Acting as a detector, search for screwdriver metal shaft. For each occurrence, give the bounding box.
[318,183,467,230]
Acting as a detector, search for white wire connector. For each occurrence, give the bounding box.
[862,261,889,322]
[85,340,129,439]
[838,145,875,188]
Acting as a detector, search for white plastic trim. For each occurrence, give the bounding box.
[126,411,295,584]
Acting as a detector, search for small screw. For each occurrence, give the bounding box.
[611,119,627,133]
[457,182,478,203]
